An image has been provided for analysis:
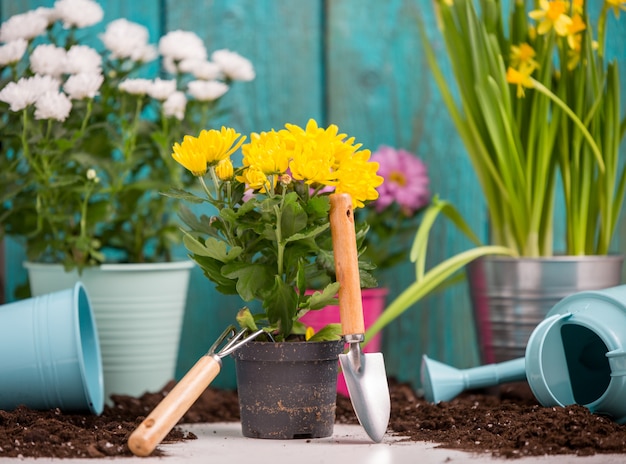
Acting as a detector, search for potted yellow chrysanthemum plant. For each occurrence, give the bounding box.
[420,0,626,364]
[168,119,383,439]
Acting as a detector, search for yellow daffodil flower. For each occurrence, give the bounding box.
[510,43,539,70]
[566,14,586,50]
[506,63,536,98]
[529,0,573,36]
[572,0,584,15]
[606,0,626,17]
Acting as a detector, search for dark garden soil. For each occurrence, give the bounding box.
[1,379,625,459]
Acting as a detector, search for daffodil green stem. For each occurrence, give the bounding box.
[531,78,605,172]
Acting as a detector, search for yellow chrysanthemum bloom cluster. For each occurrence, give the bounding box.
[172,119,383,208]
[171,127,246,177]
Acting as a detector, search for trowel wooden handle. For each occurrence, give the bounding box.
[127,355,221,457]
[330,193,365,336]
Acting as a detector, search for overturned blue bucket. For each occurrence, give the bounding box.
[0,282,104,414]
[422,285,626,423]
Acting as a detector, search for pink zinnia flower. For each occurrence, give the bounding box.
[371,145,429,215]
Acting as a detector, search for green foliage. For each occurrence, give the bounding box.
[421,0,626,256]
[178,179,374,341]
[364,196,515,346]
[0,8,251,272]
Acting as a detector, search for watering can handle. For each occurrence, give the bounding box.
[127,355,221,457]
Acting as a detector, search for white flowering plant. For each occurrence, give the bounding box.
[0,0,254,271]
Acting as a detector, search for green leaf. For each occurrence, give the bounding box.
[283,223,330,244]
[308,323,342,342]
[161,187,204,204]
[183,232,242,261]
[191,255,237,294]
[306,282,340,310]
[236,307,259,332]
[222,263,274,301]
[263,276,298,337]
[280,195,307,239]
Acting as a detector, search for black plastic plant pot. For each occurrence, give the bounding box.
[232,339,345,439]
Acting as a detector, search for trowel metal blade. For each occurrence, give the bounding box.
[339,351,390,443]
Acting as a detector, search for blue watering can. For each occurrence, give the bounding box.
[421,285,626,423]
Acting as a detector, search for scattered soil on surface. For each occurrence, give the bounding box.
[1,379,625,459]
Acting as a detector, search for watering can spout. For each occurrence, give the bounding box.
[421,355,526,403]
[424,284,626,424]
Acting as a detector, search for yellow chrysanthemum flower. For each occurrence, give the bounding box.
[289,141,338,186]
[215,158,233,181]
[197,127,246,165]
[241,130,290,175]
[171,135,208,176]
[237,166,275,193]
[529,0,573,36]
[334,150,383,208]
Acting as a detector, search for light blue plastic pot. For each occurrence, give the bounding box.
[0,283,104,414]
[422,284,626,423]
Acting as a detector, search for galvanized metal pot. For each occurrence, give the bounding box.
[232,339,344,439]
[466,255,624,364]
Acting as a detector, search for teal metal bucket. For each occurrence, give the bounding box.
[0,283,103,414]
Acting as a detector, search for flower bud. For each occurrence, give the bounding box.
[215,158,233,180]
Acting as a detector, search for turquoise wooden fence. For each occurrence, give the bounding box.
[2,0,626,391]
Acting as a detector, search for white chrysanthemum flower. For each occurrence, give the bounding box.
[29,44,67,78]
[158,30,207,62]
[179,59,222,80]
[211,49,255,81]
[64,72,103,99]
[54,0,104,29]
[162,56,178,74]
[147,78,176,101]
[64,45,102,74]
[187,80,229,101]
[0,10,49,42]
[0,81,32,111]
[0,39,28,66]
[0,74,60,111]
[163,90,187,120]
[34,90,72,121]
[118,78,153,95]
[136,44,158,63]
[100,18,157,63]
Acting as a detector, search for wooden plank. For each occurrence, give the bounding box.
[326,0,487,387]
[164,0,325,388]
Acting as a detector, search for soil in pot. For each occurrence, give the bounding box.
[1,380,625,458]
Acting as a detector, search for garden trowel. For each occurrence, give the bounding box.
[329,193,390,443]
